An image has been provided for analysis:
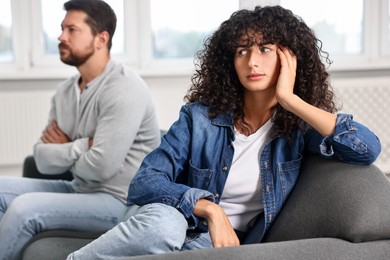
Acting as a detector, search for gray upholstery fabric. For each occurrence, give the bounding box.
[124,238,390,260]
[263,154,390,243]
[23,237,93,260]
[21,154,390,260]
[22,231,101,260]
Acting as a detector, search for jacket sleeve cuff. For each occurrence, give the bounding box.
[177,188,214,230]
[319,113,360,156]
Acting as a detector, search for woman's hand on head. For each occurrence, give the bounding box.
[274,47,337,136]
[275,47,297,109]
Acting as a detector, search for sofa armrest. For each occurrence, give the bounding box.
[22,155,73,181]
[263,153,390,243]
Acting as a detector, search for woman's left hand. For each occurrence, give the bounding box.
[275,47,297,107]
[274,47,337,137]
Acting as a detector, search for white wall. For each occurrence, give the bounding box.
[144,76,189,130]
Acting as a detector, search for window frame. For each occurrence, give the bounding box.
[0,0,28,75]
[0,0,390,79]
[0,0,14,63]
[380,0,390,56]
[136,0,242,76]
[29,0,133,74]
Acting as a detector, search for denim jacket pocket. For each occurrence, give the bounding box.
[276,155,303,200]
[188,160,213,190]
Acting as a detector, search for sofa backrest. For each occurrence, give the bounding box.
[263,153,390,243]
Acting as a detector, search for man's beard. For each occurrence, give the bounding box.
[58,42,95,67]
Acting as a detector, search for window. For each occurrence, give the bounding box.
[150,0,239,60]
[0,0,13,63]
[280,0,364,57]
[137,0,239,73]
[387,1,390,54]
[38,0,239,73]
[41,0,64,55]
[1,0,389,79]
[38,0,125,66]
[279,0,390,70]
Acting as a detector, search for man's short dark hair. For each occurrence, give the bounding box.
[64,0,117,51]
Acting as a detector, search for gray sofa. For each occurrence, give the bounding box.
[22,153,390,260]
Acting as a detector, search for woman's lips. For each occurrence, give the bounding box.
[247,73,265,80]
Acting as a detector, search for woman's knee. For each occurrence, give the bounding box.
[149,203,188,235]
[134,203,186,225]
[122,203,188,250]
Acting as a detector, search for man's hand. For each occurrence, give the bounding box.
[41,119,71,144]
[193,199,240,248]
[88,137,93,148]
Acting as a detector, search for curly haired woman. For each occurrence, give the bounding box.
[68,5,381,259]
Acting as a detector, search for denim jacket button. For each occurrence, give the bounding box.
[222,166,228,171]
[203,221,208,226]
[264,161,269,168]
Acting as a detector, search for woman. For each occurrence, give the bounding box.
[68,5,381,259]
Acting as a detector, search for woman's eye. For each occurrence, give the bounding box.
[260,46,271,53]
[237,49,248,56]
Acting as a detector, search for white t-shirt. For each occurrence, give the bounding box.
[219,119,273,232]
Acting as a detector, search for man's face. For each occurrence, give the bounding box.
[58,10,96,67]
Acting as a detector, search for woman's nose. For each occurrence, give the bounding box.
[248,52,260,68]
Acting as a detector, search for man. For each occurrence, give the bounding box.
[0,1,160,259]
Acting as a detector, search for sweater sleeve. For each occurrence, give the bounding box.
[33,90,85,174]
[33,138,89,174]
[70,82,150,182]
[33,72,152,179]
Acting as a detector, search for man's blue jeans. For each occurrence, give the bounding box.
[67,203,213,260]
[0,176,125,260]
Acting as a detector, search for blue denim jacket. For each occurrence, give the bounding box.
[127,103,381,240]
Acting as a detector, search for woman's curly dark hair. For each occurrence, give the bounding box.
[185,5,338,137]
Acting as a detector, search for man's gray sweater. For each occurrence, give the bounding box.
[34,59,161,202]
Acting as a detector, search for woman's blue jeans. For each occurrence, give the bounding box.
[0,176,125,260]
[67,203,213,260]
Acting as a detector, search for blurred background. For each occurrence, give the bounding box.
[0,0,389,176]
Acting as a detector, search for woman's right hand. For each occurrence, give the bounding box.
[275,47,297,110]
[193,199,240,248]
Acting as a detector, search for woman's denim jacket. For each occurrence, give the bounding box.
[127,103,381,241]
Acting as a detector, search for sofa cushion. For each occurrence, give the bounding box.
[125,238,390,260]
[263,154,390,243]
[22,230,100,260]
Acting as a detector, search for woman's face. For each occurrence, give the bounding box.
[234,33,281,94]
